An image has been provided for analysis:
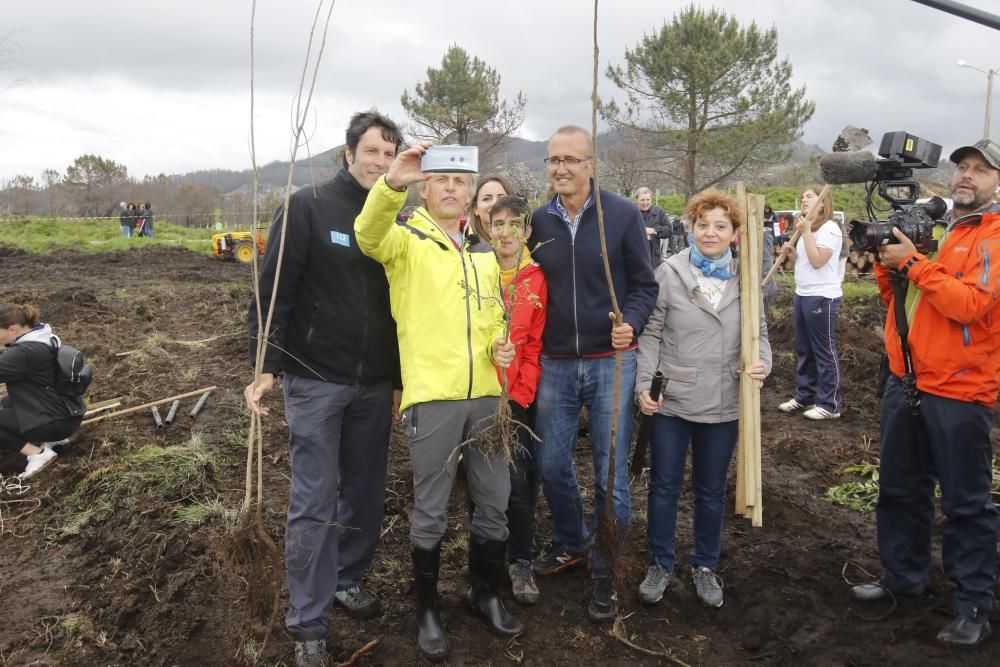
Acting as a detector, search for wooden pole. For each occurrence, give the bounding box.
[84,402,122,417]
[81,386,217,425]
[87,396,125,411]
[737,184,765,527]
[760,184,832,288]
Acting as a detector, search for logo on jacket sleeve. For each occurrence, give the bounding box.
[330,230,351,247]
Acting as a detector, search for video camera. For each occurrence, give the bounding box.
[819,131,948,255]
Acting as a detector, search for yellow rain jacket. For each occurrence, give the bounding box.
[355,176,505,412]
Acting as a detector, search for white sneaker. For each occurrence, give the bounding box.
[778,398,809,413]
[20,445,58,479]
[803,406,840,420]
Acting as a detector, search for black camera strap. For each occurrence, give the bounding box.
[890,269,921,415]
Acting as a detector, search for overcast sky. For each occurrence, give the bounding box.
[0,0,997,182]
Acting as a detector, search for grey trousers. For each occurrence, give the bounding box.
[282,374,392,640]
[404,397,511,549]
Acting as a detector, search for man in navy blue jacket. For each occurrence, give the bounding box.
[528,125,658,621]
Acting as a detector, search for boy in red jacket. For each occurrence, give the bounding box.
[488,195,548,606]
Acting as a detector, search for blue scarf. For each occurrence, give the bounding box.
[689,246,736,280]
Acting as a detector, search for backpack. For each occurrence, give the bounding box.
[50,337,93,399]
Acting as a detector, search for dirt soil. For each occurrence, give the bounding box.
[1,245,998,666]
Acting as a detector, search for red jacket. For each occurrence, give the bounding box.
[497,261,547,408]
[875,210,1000,407]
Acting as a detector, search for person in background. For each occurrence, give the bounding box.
[486,194,547,606]
[119,201,134,238]
[468,175,514,252]
[635,186,671,268]
[140,202,154,239]
[635,189,770,609]
[777,186,844,420]
[761,216,776,317]
[0,304,83,480]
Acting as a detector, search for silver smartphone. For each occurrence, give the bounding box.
[420,145,479,173]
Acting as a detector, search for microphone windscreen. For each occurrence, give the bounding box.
[819,151,877,184]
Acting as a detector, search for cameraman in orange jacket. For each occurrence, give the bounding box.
[853,139,1000,648]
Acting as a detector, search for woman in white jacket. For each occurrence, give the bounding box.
[634,189,771,609]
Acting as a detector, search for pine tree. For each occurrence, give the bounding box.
[401,45,525,167]
[603,5,815,197]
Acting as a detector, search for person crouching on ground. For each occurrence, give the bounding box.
[635,190,770,608]
[355,142,523,662]
[486,195,547,606]
[0,304,84,479]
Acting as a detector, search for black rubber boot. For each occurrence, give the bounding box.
[412,543,451,662]
[464,535,525,637]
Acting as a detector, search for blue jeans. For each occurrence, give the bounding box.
[877,376,996,621]
[647,415,737,572]
[120,225,133,238]
[793,294,842,412]
[535,351,636,577]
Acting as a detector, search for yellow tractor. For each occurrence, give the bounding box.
[211,231,266,264]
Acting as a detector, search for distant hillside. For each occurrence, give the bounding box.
[169,135,826,196]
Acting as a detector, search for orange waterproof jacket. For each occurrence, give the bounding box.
[497,261,547,409]
[875,210,1000,407]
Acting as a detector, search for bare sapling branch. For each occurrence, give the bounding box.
[591,0,626,584]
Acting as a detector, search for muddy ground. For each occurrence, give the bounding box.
[0,245,998,666]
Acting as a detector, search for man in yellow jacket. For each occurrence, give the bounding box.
[355,141,522,662]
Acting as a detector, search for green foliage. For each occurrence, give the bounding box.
[842,280,879,301]
[401,44,525,163]
[604,5,815,197]
[825,463,880,512]
[0,215,212,254]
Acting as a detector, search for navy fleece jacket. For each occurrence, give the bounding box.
[529,188,658,357]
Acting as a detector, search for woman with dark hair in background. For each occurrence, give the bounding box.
[140,202,154,238]
[468,175,513,252]
[0,304,83,479]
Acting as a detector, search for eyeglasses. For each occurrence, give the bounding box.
[543,156,592,168]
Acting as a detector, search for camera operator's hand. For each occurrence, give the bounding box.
[879,228,918,270]
[384,142,432,191]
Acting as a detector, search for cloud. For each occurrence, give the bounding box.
[0,0,997,181]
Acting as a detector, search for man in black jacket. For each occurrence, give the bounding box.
[244,110,402,666]
[635,187,671,268]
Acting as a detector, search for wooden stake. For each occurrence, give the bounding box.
[737,184,764,527]
[81,386,217,425]
[87,396,125,411]
[84,402,121,417]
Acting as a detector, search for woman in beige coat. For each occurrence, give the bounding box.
[634,189,771,609]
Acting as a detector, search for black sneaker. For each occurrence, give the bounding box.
[533,544,587,576]
[587,577,618,622]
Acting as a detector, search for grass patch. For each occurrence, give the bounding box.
[842,279,879,300]
[60,434,217,536]
[170,497,234,527]
[0,216,215,254]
